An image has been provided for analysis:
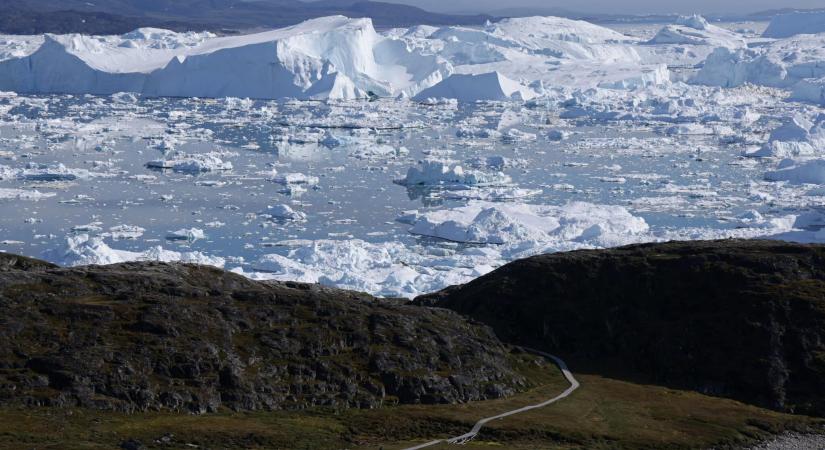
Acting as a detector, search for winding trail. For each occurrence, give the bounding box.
[402,347,580,449]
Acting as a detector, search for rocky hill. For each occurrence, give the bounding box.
[417,240,825,417]
[0,254,525,413]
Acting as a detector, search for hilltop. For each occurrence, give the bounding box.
[418,239,825,417]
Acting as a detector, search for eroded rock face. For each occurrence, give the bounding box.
[417,240,825,417]
[0,255,523,413]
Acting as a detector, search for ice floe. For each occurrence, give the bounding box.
[147,152,234,172]
[396,159,511,188]
[264,204,307,222]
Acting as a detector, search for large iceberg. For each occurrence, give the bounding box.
[0,14,672,100]
[646,15,746,48]
[747,117,820,158]
[0,17,450,100]
[763,10,825,38]
[765,160,825,185]
[693,34,825,96]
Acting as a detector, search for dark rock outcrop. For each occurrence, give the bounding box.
[417,240,825,417]
[0,255,524,413]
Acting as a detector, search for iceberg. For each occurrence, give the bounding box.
[396,159,512,188]
[0,13,674,100]
[406,201,649,247]
[45,234,225,268]
[791,77,825,106]
[693,34,825,94]
[746,117,819,158]
[166,228,206,242]
[0,188,55,201]
[265,204,307,222]
[765,159,825,185]
[763,10,825,38]
[147,152,233,172]
[0,17,450,100]
[646,15,746,48]
[413,72,536,102]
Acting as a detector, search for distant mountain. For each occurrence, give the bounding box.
[487,6,579,18]
[0,0,493,34]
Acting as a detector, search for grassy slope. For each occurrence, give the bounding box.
[0,358,820,450]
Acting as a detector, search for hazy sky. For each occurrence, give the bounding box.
[383,0,824,15]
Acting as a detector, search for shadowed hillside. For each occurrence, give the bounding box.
[418,240,825,417]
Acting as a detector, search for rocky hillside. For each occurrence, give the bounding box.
[0,253,525,413]
[417,240,825,417]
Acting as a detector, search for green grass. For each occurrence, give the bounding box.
[0,360,820,450]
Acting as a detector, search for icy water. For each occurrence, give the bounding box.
[0,92,822,297]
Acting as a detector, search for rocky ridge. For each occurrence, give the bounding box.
[417,240,825,416]
[0,253,524,413]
